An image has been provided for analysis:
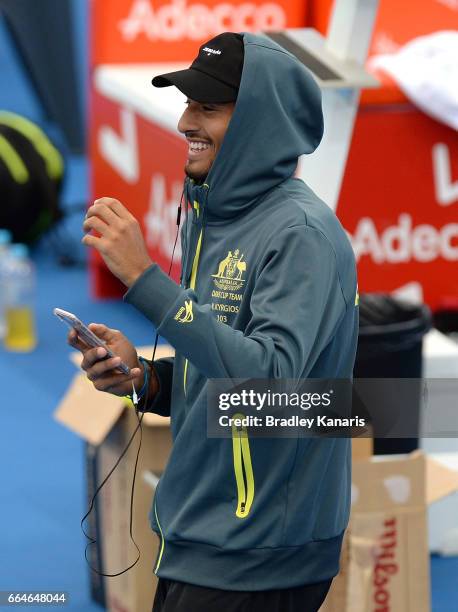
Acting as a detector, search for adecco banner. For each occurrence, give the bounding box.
[92,0,308,64]
[337,107,458,312]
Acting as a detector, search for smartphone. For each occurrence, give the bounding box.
[53,308,130,375]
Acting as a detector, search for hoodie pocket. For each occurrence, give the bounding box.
[231,413,255,518]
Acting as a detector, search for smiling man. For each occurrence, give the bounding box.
[153,32,242,185]
[178,97,235,182]
[71,32,359,612]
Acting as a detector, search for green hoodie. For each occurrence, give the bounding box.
[124,32,359,591]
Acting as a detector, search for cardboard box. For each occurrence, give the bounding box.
[55,345,174,612]
[352,433,374,463]
[320,451,458,612]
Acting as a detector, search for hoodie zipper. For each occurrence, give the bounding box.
[154,199,202,573]
[183,200,202,395]
[231,413,255,518]
[153,499,165,573]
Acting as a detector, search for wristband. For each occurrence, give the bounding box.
[125,357,150,404]
[136,357,150,400]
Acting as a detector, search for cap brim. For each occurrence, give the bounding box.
[152,67,237,103]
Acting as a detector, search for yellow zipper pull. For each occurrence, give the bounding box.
[231,413,255,518]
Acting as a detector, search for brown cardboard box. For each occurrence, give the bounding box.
[352,435,373,463]
[320,451,458,612]
[55,345,174,612]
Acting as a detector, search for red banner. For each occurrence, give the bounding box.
[92,0,308,64]
[338,107,458,311]
[89,83,186,297]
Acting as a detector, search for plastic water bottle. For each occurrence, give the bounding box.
[0,229,12,340]
[3,243,37,351]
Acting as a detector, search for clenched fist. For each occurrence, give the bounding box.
[82,197,153,287]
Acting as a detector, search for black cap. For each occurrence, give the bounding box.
[152,32,244,103]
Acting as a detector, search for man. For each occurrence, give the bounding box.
[70,32,359,612]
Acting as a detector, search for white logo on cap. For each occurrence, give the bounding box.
[203,47,221,56]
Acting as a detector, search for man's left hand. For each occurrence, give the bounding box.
[82,197,153,287]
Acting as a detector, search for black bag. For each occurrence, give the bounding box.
[0,112,64,243]
[354,293,432,454]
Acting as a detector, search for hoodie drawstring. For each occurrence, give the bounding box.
[182,180,209,289]
[183,183,209,396]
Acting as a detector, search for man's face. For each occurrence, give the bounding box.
[178,99,235,182]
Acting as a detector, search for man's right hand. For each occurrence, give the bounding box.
[68,322,145,397]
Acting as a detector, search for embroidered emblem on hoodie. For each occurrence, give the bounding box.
[175,300,194,323]
[212,249,246,291]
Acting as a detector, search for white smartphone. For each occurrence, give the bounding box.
[53,307,131,375]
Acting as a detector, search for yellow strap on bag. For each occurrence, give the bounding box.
[0,133,29,183]
[0,111,64,181]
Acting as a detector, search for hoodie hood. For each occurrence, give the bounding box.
[186,32,324,221]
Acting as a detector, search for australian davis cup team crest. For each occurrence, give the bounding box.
[212,249,247,291]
